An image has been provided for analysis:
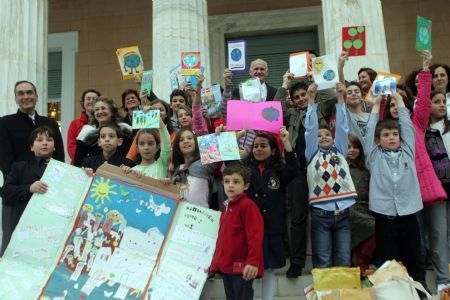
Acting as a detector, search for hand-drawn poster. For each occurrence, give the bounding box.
[169,65,205,91]
[148,203,220,300]
[226,100,283,133]
[201,84,222,116]
[342,26,366,56]
[181,52,201,76]
[132,110,160,129]
[312,55,339,91]
[289,51,310,78]
[365,72,402,103]
[0,160,91,299]
[227,40,247,73]
[373,77,397,96]
[239,78,263,102]
[140,70,154,96]
[116,46,145,80]
[40,175,178,300]
[416,16,432,51]
[198,132,240,165]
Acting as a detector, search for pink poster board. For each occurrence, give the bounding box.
[226,100,282,133]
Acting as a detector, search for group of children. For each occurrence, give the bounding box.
[1,49,450,299]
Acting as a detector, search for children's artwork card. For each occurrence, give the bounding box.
[373,77,397,96]
[116,46,145,80]
[132,110,160,129]
[239,78,263,102]
[201,84,222,116]
[289,51,310,78]
[170,65,205,91]
[342,26,366,56]
[227,40,247,73]
[227,100,283,133]
[312,55,339,91]
[140,70,154,96]
[41,174,179,299]
[365,72,402,102]
[416,16,432,51]
[198,132,240,165]
[181,52,201,76]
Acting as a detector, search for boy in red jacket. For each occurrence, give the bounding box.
[210,162,264,300]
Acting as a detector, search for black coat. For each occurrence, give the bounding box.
[81,151,134,172]
[244,151,299,235]
[0,110,64,178]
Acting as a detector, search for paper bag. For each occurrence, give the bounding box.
[312,267,361,291]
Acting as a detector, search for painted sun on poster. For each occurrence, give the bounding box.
[40,175,178,300]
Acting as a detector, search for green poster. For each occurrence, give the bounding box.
[416,16,432,51]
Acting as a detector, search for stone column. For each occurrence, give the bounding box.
[152,0,210,100]
[322,0,390,81]
[0,0,48,116]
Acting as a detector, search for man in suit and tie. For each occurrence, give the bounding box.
[232,59,278,101]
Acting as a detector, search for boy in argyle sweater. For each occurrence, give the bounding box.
[305,82,357,268]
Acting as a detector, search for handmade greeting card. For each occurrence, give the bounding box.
[116,46,144,80]
[197,132,240,165]
[226,100,282,133]
[289,51,310,78]
[169,65,205,91]
[342,26,366,56]
[140,70,154,96]
[181,52,201,76]
[373,77,397,96]
[227,40,247,73]
[312,55,339,91]
[132,110,160,129]
[416,16,432,51]
[201,84,222,116]
[365,72,402,103]
[239,78,263,102]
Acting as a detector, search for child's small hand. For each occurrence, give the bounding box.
[236,129,246,140]
[421,50,432,71]
[280,126,289,143]
[120,165,132,174]
[372,94,383,105]
[196,72,205,88]
[239,148,250,160]
[307,83,318,99]
[223,69,233,86]
[338,51,349,69]
[282,69,294,89]
[134,75,142,84]
[142,105,154,113]
[215,124,226,134]
[242,264,258,280]
[132,170,143,178]
[161,177,174,185]
[336,82,346,97]
[30,181,48,194]
[83,167,94,177]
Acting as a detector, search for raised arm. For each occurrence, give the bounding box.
[412,50,433,132]
[334,82,350,156]
[305,83,319,162]
[220,69,233,120]
[192,73,209,136]
[395,92,415,157]
[364,95,382,164]
[338,51,348,83]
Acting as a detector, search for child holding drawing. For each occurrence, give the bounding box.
[210,162,264,300]
[1,126,56,255]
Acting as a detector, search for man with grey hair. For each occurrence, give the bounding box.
[232,58,278,101]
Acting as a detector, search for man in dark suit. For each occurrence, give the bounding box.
[0,81,64,179]
[232,59,278,101]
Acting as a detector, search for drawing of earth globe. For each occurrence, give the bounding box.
[231,48,242,61]
[183,55,199,67]
[323,69,336,81]
[419,26,430,44]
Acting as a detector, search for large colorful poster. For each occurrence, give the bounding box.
[40,175,179,299]
[148,203,220,300]
[226,100,283,133]
[0,160,91,299]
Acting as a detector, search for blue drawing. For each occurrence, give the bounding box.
[123,52,142,75]
[230,48,242,62]
[262,107,280,122]
[183,55,199,68]
[323,69,336,81]
[42,176,178,299]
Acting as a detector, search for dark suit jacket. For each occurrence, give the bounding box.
[231,82,278,101]
[0,110,64,178]
[82,151,134,172]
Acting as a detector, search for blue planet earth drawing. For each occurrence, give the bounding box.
[262,107,280,122]
[323,69,336,81]
[230,48,242,62]
[183,55,199,68]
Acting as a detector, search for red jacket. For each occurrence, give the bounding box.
[210,193,264,277]
[67,112,89,164]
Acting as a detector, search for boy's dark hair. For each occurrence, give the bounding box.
[346,81,363,92]
[80,89,101,109]
[289,81,309,99]
[358,67,378,82]
[375,118,400,139]
[222,162,251,184]
[318,124,334,136]
[29,126,56,146]
[170,89,189,105]
[98,122,123,139]
[121,89,141,111]
[14,80,37,95]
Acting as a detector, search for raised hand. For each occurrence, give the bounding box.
[282,69,294,89]
[338,51,349,69]
[307,83,318,104]
[421,50,432,71]
[223,69,233,86]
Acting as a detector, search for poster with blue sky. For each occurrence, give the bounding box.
[41,175,178,299]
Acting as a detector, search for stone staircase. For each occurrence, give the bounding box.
[208,256,440,300]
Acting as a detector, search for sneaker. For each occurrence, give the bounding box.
[286,263,302,278]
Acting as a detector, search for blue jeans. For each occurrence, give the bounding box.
[310,207,351,268]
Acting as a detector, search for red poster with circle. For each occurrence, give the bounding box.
[342,26,366,56]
